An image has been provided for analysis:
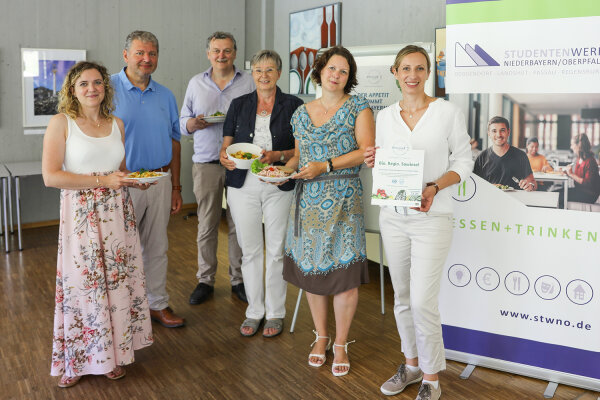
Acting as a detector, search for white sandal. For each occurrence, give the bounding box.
[331,340,356,377]
[308,330,331,367]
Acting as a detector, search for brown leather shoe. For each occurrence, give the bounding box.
[150,307,185,328]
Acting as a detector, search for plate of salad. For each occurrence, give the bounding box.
[250,160,296,183]
[203,111,226,123]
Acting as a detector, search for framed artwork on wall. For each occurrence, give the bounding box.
[21,48,86,130]
[289,2,341,95]
[434,27,446,98]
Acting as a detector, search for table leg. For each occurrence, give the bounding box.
[8,175,13,233]
[563,181,568,210]
[2,178,9,252]
[15,176,23,251]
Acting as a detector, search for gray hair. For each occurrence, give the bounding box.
[124,30,159,53]
[206,31,237,51]
[250,50,282,71]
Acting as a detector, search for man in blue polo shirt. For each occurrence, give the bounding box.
[111,30,185,328]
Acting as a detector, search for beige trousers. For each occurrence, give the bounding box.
[192,163,243,286]
[129,172,172,310]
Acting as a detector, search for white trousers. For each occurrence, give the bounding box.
[379,207,453,374]
[227,174,293,320]
[129,172,172,310]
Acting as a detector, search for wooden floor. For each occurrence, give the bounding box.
[1,210,598,400]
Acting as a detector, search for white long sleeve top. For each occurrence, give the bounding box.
[375,98,474,215]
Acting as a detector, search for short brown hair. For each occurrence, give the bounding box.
[57,61,114,120]
[391,45,431,73]
[487,116,510,131]
[310,46,358,94]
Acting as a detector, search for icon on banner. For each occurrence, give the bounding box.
[504,271,529,296]
[448,264,471,287]
[454,43,500,67]
[534,275,560,300]
[452,176,476,202]
[476,267,500,291]
[566,279,593,305]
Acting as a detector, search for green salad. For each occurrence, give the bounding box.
[251,159,268,174]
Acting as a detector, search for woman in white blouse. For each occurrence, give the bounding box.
[364,45,473,400]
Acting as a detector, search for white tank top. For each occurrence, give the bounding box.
[63,114,125,174]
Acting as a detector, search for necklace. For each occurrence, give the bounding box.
[400,101,427,119]
[83,117,102,127]
[320,96,345,115]
[260,110,269,117]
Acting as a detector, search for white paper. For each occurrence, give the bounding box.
[371,149,424,207]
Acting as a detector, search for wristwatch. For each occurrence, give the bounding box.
[279,151,285,162]
[426,182,439,195]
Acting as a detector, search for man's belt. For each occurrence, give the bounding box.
[150,165,170,172]
[293,173,359,237]
[195,160,220,164]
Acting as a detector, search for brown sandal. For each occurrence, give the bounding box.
[105,366,126,380]
[58,375,81,388]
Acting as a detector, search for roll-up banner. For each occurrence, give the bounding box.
[443,1,600,390]
[441,176,599,390]
[446,0,600,93]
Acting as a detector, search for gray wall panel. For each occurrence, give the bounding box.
[0,0,246,224]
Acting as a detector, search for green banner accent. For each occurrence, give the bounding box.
[447,0,600,25]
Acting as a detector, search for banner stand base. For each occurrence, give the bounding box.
[459,364,476,380]
[543,382,558,399]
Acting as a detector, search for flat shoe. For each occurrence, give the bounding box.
[105,366,126,380]
[58,375,81,388]
[263,318,284,338]
[308,330,331,368]
[240,318,262,337]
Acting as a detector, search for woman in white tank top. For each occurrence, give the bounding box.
[42,62,153,388]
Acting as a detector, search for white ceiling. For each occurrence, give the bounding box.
[506,93,600,116]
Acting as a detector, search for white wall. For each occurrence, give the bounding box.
[273,0,446,97]
[0,0,246,223]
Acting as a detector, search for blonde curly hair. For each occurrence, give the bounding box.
[57,61,114,119]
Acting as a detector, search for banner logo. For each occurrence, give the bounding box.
[455,42,500,67]
[453,176,476,202]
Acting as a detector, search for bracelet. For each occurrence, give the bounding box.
[426,181,439,195]
[327,159,334,172]
[172,185,182,191]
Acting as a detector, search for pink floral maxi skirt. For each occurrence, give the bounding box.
[51,183,153,377]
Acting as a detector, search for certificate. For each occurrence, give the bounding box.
[371,148,425,207]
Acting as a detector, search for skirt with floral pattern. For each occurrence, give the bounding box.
[51,177,153,377]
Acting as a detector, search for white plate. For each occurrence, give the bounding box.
[125,171,168,184]
[203,115,226,123]
[305,69,316,95]
[250,169,296,183]
[226,143,262,169]
[289,69,301,95]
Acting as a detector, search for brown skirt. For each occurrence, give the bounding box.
[283,254,369,296]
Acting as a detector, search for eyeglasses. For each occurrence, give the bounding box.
[253,68,277,75]
[210,48,233,55]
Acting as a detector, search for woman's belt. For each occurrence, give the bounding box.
[293,173,359,237]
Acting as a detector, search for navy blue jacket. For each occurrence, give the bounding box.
[223,86,303,191]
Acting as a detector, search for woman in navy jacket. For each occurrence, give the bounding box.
[220,50,303,338]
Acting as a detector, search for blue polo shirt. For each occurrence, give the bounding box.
[111,67,181,172]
